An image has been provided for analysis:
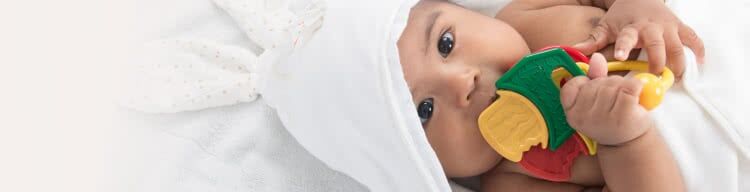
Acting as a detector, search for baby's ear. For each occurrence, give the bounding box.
[587,52,607,79]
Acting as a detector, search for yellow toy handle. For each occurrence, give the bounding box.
[553,61,674,110]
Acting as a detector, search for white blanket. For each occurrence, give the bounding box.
[121,100,368,191]
[123,0,750,191]
[648,0,750,190]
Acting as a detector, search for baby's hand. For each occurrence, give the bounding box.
[560,53,652,146]
[574,0,705,78]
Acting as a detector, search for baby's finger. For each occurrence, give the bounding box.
[678,24,706,64]
[593,77,625,113]
[665,30,685,78]
[641,26,666,74]
[594,86,620,114]
[614,26,639,61]
[561,77,589,111]
[573,24,612,55]
[611,78,644,114]
[575,78,605,113]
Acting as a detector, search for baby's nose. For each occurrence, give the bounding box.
[455,67,480,108]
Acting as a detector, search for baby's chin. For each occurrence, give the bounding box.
[451,136,504,177]
[466,147,504,177]
[446,153,502,177]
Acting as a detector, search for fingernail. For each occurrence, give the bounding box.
[615,50,626,60]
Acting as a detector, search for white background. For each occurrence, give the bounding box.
[0,0,135,191]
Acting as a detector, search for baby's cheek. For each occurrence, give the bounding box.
[425,116,469,173]
[455,119,502,175]
[431,116,473,157]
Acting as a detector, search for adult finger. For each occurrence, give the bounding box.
[573,24,612,55]
[678,24,706,64]
[614,26,639,61]
[640,25,666,74]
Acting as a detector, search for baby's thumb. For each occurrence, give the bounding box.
[587,53,608,79]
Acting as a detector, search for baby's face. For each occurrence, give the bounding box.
[398,1,530,177]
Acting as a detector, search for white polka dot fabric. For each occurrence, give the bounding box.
[122,0,325,113]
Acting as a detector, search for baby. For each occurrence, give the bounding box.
[398,0,704,191]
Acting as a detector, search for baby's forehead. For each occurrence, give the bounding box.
[409,0,457,20]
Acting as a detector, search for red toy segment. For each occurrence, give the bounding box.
[538,45,590,63]
[518,134,588,182]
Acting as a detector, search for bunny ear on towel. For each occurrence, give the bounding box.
[260,0,450,191]
[120,0,324,113]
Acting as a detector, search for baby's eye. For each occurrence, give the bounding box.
[417,98,434,125]
[437,31,454,58]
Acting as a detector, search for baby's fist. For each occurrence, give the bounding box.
[560,71,652,146]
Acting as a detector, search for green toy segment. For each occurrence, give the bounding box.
[495,48,586,150]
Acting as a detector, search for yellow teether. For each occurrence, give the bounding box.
[634,73,666,110]
[576,132,597,155]
[478,90,548,162]
[606,61,674,110]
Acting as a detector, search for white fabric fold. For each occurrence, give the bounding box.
[260,0,450,191]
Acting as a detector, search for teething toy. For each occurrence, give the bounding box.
[551,60,675,110]
[519,133,588,182]
[478,46,674,181]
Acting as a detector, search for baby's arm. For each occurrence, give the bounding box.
[596,124,684,191]
[507,0,615,10]
[561,53,684,191]
[481,171,587,192]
